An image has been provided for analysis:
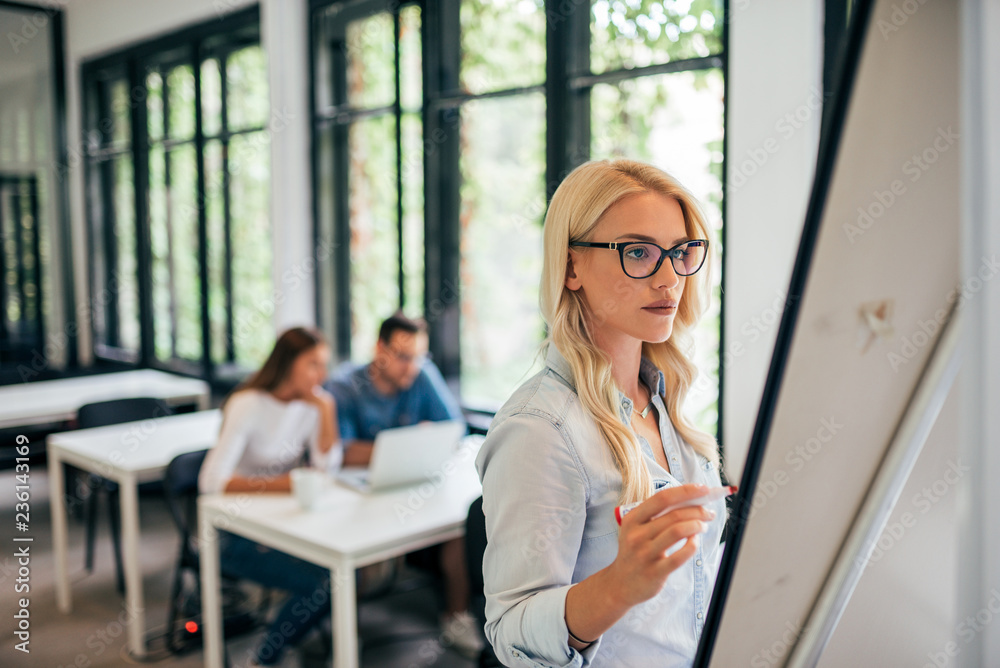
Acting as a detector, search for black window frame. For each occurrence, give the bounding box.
[0,0,75,384]
[81,6,265,389]
[310,0,730,442]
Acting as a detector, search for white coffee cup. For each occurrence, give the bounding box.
[290,468,326,510]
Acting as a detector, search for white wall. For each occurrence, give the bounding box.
[62,0,314,365]
[260,0,314,335]
[723,0,824,478]
[959,0,1000,665]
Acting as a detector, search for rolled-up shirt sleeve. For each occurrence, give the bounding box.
[477,412,603,667]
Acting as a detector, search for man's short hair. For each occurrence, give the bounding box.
[378,311,427,344]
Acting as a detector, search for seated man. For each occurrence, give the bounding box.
[326,312,482,657]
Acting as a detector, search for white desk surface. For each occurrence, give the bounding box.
[47,410,222,481]
[199,441,484,668]
[48,409,223,658]
[0,368,210,429]
[199,448,483,566]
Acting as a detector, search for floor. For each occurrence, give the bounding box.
[0,467,479,668]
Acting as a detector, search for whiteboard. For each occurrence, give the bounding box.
[696,0,961,664]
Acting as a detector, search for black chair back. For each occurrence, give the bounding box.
[466,496,502,666]
[78,397,173,429]
[466,496,488,598]
[163,449,209,546]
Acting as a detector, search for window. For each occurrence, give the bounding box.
[0,2,72,380]
[83,8,270,382]
[0,175,44,366]
[313,1,425,362]
[311,0,726,439]
[457,0,547,408]
[587,1,726,434]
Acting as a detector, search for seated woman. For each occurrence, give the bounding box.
[477,159,727,666]
[199,326,340,667]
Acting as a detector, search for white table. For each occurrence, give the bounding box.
[0,368,210,429]
[47,410,223,658]
[199,442,484,668]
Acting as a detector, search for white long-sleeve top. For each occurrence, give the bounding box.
[198,389,340,494]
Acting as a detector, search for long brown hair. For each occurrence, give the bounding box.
[225,327,327,407]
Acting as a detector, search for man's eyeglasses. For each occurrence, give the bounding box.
[568,239,709,279]
[387,346,429,366]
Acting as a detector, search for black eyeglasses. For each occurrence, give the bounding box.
[569,239,709,279]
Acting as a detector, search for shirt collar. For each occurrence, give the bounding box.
[544,343,666,410]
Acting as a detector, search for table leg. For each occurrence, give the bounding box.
[200,508,224,668]
[331,560,358,668]
[48,448,71,614]
[119,474,146,658]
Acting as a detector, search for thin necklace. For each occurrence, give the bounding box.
[631,388,653,419]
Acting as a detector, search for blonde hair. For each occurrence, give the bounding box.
[540,159,719,504]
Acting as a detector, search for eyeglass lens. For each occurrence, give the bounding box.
[622,241,705,278]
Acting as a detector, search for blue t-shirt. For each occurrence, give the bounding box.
[325,360,464,442]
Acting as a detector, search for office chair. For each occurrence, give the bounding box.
[465,496,501,668]
[77,397,173,594]
[162,449,266,656]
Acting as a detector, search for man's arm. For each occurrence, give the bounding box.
[327,373,373,466]
[342,440,374,466]
[417,361,464,423]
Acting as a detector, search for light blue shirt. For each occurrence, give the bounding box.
[476,343,727,667]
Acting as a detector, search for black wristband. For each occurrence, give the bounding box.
[567,626,597,646]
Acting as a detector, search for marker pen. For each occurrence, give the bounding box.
[614,485,737,525]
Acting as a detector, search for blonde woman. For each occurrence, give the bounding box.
[476,159,727,666]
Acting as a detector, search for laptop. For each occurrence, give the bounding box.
[336,420,466,493]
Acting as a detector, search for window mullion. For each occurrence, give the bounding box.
[11,187,25,342]
[545,0,591,200]
[163,73,179,361]
[193,44,212,380]
[99,77,120,349]
[422,0,462,384]
[220,53,235,364]
[394,9,404,311]
[331,39,352,361]
[131,58,154,366]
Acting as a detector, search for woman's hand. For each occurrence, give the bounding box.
[563,483,715,648]
[605,484,714,606]
[304,385,335,409]
[304,386,339,454]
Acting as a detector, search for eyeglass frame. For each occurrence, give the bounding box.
[384,344,431,366]
[568,238,709,279]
